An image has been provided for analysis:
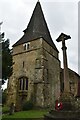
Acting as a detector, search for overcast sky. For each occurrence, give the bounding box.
[0,0,79,76]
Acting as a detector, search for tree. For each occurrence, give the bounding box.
[2,38,13,84]
[0,22,13,86]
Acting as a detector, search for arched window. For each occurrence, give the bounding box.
[19,77,28,91]
[23,44,26,50]
[23,43,30,50]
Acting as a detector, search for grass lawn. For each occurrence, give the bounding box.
[2,109,48,119]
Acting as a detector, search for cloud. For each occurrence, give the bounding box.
[42,2,78,73]
[0,0,36,45]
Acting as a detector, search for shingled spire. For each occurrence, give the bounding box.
[13,1,58,51]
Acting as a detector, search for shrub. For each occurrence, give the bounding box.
[2,106,9,114]
[22,101,34,111]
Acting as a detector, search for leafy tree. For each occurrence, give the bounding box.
[2,38,13,84]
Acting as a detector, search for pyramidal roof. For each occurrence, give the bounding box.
[13,1,58,51]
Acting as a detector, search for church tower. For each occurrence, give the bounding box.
[7,1,60,110]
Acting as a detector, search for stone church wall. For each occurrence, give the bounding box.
[60,68,79,97]
[7,38,43,108]
[42,39,61,107]
[7,38,61,109]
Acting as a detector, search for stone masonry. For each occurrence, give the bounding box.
[7,38,60,110]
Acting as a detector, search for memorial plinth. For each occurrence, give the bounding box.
[44,110,80,120]
[44,33,80,120]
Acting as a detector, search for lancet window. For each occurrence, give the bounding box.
[19,77,28,91]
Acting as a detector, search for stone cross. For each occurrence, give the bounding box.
[56,33,71,93]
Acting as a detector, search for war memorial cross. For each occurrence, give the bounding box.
[56,33,71,93]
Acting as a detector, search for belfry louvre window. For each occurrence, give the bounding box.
[19,77,28,91]
[23,43,30,50]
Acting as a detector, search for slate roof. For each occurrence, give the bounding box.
[13,1,58,52]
